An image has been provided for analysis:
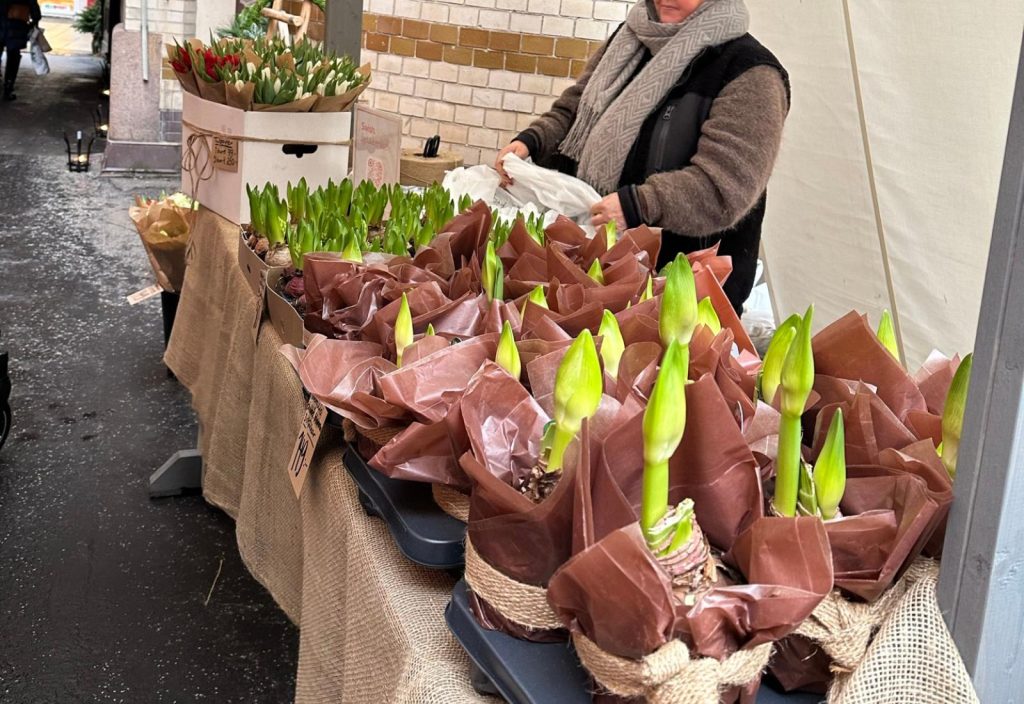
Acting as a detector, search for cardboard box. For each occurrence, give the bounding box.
[266,268,305,348]
[181,91,352,225]
[238,231,269,297]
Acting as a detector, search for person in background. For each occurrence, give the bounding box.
[496,0,789,314]
[0,0,42,101]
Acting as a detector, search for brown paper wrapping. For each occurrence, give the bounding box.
[253,94,319,113]
[224,81,255,110]
[128,196,193,292]
[311,63,372,113]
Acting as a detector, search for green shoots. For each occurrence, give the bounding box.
[598,310,625,379]
[760,314,801,405]
[813,409,846,520]
[640,340,691,553]
[941,353,973,478]
[426,323,435,336]
[773,306,815,517]
[395,293,413,367]
[482,241,503,302]
[547,330,603,473]
[696,297,722,335]
[521,285,548,318]
[496,320,521,379]
[605,221,617,249]
[659,255,698,348]
[640,274,653,302]
[877,309,901,364]
[587,259,605,285]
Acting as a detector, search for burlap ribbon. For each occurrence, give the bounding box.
[574,632,773,704]
[431,483,470,522]
[794,559,937,673]
[463,536,563,631]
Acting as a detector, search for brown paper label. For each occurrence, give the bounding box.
[251,272,266,343]
[212,137,239,172]
[127,284,163,305]
[287,396,328,498]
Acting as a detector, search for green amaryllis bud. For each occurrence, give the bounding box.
[641,340,690,543]
[528,285,548,309]
[425,323,435,336]
[659,255,699,348]
[605,221,618,249]
[395,292,413,367]
[598,309,625,379]
[797,463,818,517]
[640,275,654,302]
[779,306,815,418]
[587,259,605,285]
[341,231,363,263]
[496,320,521,379]
[696,297,722,335]
[774,305,815,517]
[877,309,901,365]
[760,314,800,405]
[941,353,973,478]
[548,329,602,473]
[813,409,846,520]
[482,241,503,301]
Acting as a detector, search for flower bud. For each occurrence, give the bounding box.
[598,310,625,379]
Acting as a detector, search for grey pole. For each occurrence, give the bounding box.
[937,28,1024,702]
[324,0,364,60]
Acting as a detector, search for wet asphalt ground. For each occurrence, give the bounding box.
[0,56,298,702]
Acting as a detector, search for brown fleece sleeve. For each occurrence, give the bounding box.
[517,40,611,162]
[636,65,789,237]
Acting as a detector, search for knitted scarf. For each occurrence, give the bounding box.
[561,0,750,194]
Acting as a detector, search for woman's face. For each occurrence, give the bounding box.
[653,0,704,23]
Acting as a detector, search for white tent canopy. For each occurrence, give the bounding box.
[750,1,1024,367]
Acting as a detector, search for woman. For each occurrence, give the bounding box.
[496,0,789,313]
[0,0,42,101]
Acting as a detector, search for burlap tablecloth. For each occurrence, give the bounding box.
[164,208,485,702]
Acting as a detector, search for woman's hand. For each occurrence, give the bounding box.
[590,193,626,231]
[495,141,530,187]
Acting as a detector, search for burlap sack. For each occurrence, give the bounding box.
[828,563,978,704]
[295,448,486,703]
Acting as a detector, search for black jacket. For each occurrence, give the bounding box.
[1,0,42,51]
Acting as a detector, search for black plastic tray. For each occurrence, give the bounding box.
[446,578,825,704]
[343,444,466,569]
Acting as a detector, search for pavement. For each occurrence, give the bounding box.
[0,55,298,704]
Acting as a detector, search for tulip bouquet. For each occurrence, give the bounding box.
[168,36,368,112]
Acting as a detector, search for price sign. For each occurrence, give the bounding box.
[127,284,163,305]
[287,395,328,498]
[212,137,239,172]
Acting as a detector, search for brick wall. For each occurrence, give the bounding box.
[359,0,630,166]
[125,0,197,117]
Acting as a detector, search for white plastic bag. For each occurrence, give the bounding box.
[29,29,49,76]
[30,27,51,53]
[500,153,601,220]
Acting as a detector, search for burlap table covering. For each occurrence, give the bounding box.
[296,448,486,703]
[235,321,308,623]
[164,206,256,517]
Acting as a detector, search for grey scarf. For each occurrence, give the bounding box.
[561,0,750,194]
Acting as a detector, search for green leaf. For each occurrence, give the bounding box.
[876,309,901,365]
[605,221,617,250]
[696,297,722,335]
[941,353,973,478]
[395,293,413,367]
[587,259,605,285]
[495,320,521,379]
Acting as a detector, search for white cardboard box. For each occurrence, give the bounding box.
[181,91,352,225]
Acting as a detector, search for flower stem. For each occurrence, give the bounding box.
[774,412,803,517]
[641,459,669,540]
[546,424,575,473]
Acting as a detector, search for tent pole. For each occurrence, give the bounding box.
[937,28,1024,700]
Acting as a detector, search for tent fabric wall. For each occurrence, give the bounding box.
[750,1,1024,367]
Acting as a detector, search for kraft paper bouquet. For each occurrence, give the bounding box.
[128,192,197,293]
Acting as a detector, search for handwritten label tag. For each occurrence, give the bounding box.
[212,137,239,172]
[127,284,163,305]
[251,272,267,343]
[287,396,328,498]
